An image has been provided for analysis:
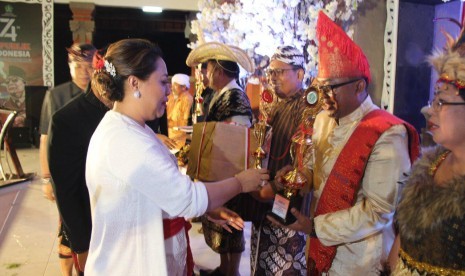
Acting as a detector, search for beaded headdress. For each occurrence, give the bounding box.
[429,24,465,89]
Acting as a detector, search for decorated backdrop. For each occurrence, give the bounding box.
[189,0,365,85]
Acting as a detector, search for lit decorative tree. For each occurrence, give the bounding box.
[189,0,365,85]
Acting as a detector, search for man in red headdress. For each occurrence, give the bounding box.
[268,11,420,275]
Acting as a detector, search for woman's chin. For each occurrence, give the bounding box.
[155,110,165,119]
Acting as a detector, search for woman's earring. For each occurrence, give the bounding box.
[133,90,141,99]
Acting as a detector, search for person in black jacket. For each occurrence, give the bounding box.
[40,43,96,276]
[48,84,112,274]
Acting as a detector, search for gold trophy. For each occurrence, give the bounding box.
[252,120,271,169]
[269,86,323,225]
[252,77,274,170]
[192,64,205,124]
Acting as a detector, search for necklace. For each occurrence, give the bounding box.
[429,150,451,176]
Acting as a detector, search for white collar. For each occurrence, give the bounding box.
[219,79,242,95]
[338,95,378,125]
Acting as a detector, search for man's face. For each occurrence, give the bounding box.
[5,76,25,98]
[171,82,187,96]
[201,67,209,87]
[267,60,302,99]
[206,62,219,91]
[69,60,94,90]
[313,77,362,120]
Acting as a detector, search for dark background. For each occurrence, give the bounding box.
[53,4,192,86]
[395,0,461,134]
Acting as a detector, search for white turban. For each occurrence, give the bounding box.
[171,73,190,89]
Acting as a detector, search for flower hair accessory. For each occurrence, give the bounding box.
[95,59,105,70]
[104,60,117,77]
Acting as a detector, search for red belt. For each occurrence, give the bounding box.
[163,217,193,276]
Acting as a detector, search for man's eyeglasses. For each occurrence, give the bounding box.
[312,78,362,96]
[428,98,465,112]
[265,68,296,77]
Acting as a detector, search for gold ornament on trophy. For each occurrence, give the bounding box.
[252,76,274,170]
[259,72,276,122]
[252,120,271,169]
[269,85,324,225]
[193,64,205,124]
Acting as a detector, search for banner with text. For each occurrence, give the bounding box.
[0,1,44,127]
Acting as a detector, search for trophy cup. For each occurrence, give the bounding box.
[269,86,323,225]
[192,64,205,124]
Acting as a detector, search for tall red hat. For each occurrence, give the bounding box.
[316,11,371,83]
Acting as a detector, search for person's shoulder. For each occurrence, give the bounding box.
[49,81,73,93]
[182,91,193,100]
[203,87,214,95]
[52,93,85,120]
[228,87,244,94]
[315,109,330,121]
[228,88,250,102]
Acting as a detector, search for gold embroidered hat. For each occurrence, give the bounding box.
[186,42,254,73]
[316,11,371,83]
[429,26,465,90]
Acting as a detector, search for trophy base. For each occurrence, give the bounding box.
[268,193,303,226]
[267,210,298,225]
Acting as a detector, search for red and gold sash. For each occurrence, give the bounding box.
[163,218,194,276]
[308,109,419,275]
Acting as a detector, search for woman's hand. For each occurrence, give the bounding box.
[156,134,178,150]
[206,207,244,233]
[235,168,269,193]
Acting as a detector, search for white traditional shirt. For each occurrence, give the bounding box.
[85,110,208,276]
[310,96,411,275]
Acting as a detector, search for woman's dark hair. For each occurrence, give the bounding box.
[208,59,240,80]
[91,38,163,102]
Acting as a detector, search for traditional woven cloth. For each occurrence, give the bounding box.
[271,45,305,68]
